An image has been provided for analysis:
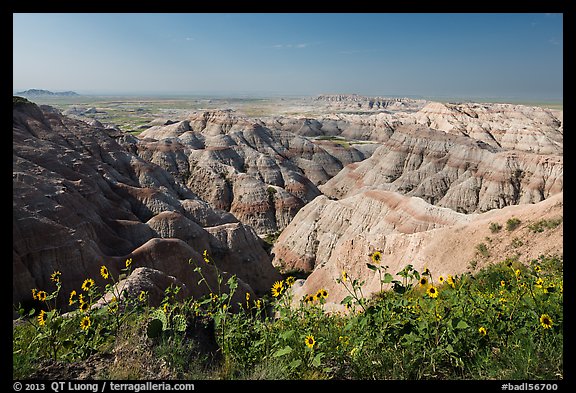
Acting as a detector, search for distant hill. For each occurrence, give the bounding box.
[15,89,80,97]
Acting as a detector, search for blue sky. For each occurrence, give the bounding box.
[13,13,563,101]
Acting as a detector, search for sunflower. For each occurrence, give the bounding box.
[31,288,38,300]
[438,275,445,284]
[81,278,95,292]
[79,301,90,313]
[80,316,91,331]
[36,291,47,302]
[371,251,382,264]
[304,294,314,303]
[316,288,328,299]
[100,265,109,280]
[447,275,455,288]
[254,299,262,309]
[426,286,439,299]
[419,277,428,287]
[108,303,119,314]
[50,271,61,283]
[341,270,348,282]
[305,335,315,349]
[271,280,284,298]
[139,291,147,302]
[245,292,250,302]
[515,269,521,278]
[125,258,133,268]
[37,310,46,326]
[422,267,431,276]
[69,290,77,306]
[202,250,211,264]
[539,314,553,329]
[478,326,487,336]
[500,280,506,287]
[534,265,541,273]
[535,278,544,288]
[286,276,296,287]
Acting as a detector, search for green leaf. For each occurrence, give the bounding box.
[28,308,36,317]
[273,345,292,357]
[455,320,469,330]
[150,308,168,330]
[280,330,295,340]
[383,273,393,283]
[172,314,187,332]
[289,359,302,369]
[62,340,75,349]
[147,319,163,338]
[366,263,377,271]
[227,275,238,291]
[312,352,323,367]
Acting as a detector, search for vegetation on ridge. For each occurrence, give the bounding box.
[13,251,563,380]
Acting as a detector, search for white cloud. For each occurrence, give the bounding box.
[548,38,561,46]
[271,43,311,49]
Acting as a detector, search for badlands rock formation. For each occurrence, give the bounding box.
[13,99,280,312]
[283,192,563,308]
[13,94,563,315]
[314,94,427,112]
[320,124,563,213]
[138,110,370,234]
[410,102,563,154]
[263,101,562,152]
[271,98,563,307]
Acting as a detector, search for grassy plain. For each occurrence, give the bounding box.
[21,95,316,132]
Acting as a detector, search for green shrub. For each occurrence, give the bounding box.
[476,243,490,258]
[511,238,524,248]
[13,252,564,380]
[489,222,503,233]
[528,218,563,233]
[506,217,522,231]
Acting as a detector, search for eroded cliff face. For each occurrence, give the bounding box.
[319,124,563,213]
[411,102,563,154]
[138,110,371,234]
[13,102,281,311]
[13,96,563,314]
[282,192,563,310]
[270,100,562,308]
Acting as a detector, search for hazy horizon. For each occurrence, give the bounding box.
[13,13,563,102]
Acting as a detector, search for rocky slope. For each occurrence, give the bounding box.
[137,110,371,234]
[271,99,563,309]
[13,94,563,316]
[13,100,281,312]
[319,124,563,213]
[313,94,428,112]
[260,101,562,155]
[282,191,563,309]
[410,102,563,154]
